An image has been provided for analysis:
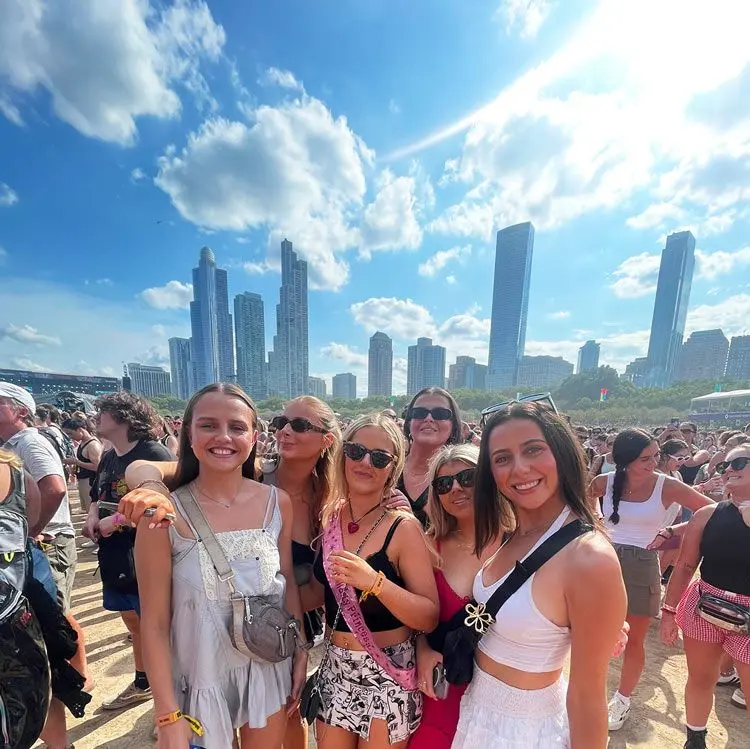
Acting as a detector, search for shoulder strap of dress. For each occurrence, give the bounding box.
[262,484,278,528]
[382,516,405,553]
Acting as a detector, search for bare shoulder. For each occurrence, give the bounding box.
[589,473,607,495]
[567,529,621,582]
[390,511,427,546]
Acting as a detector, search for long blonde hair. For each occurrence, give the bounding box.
[426,444,479,542]
[0,449,22,469]
[321,412,406,528]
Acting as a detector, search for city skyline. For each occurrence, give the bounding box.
[3,2,750,397]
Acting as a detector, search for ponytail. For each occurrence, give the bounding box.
[610,464,626,525]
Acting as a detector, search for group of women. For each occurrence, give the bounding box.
[112,384,748,749]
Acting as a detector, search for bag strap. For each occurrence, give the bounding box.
[483,518,591,619]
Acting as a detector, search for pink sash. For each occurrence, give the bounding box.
[323,513,417,691]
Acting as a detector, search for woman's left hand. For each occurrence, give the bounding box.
[329,550,378,591]
[384,488,412,513]
[287,648,309,716]
[611,620,630,658]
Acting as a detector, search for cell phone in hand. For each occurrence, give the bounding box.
[432,663,449,700]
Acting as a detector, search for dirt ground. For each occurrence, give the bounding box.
[35,494,749,748]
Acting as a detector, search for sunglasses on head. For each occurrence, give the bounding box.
[270,415,327,434]
[409,406,453,421]
[480,393,558,427]
[715,456,750,474]
[343,441,395,469]
[433,467,476,495]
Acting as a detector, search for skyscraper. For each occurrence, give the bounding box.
[645,231,696,387]
[577,340,601,374]
[190,247,234,388]
[307,376,327,398]
[168,337,192,400]
[487,222,535,390]
[332,373,357,400]
[368,332,393,397]
[126,363,171,398]
[726,335,750,379]
[234,292,267,401]
[447,356,487,390]
[268,240,309,398]
[407,337,446,395]
[674,329,728,382]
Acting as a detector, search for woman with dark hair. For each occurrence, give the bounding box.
[589,428,712,732]
[661,442,750,748]
[155,416,180,455]
[61,417,102,514]
[453,402,626,748]
[399,387,462,528]
[134,383,307,748]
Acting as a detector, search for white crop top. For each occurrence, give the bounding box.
[473,508,572,673]
[601,471,667,548]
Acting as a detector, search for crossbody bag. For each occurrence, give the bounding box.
[697,590,750,634]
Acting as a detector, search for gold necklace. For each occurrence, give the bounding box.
[196,482,242,509]
[451,530,475,552]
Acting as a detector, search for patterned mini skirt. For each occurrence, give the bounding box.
[316,639,422,743]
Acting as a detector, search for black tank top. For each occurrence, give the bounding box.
[699,501,750,596]
[314,516,407,632]
[396,475,429,529]
[76,439,99,481]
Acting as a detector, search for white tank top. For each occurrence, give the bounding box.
[473,508,572,673]
[601,472,667,548]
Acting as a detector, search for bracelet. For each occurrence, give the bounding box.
[155,710,204,736]
[360,571,385,602]
[661,603,678,615]
[134,479,170,495]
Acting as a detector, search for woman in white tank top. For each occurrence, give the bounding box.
[452,401,627,749]
[589,428,711,734]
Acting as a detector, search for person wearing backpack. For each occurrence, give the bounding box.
[35,405,76,484]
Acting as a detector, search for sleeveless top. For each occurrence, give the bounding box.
[473,508,572,673]
[396,475,429,528]
[76,439,99,481]
[167,485,291,748]
[700,501,750,596]
[313,516,407,632]
[0,465,29,592]
[601,472,667,548]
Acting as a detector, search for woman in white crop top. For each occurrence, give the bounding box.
[452,401,627,749]
[589,428,711,734]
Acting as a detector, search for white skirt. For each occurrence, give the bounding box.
[452,668,569,749]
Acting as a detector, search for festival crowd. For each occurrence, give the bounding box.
[0,379,749,749]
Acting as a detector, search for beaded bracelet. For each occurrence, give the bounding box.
[134,479,171,495]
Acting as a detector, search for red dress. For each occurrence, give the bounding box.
[409,566,470,749]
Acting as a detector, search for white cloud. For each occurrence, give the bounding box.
[139,280,193,309]
[446,275,457,285]
[350,297,437,341]
[686,294,750,337]
[320,342,368,368]
[496,0,552,40]
[242,260,276,275]
[0,0,225,144]
[0,323,61,346]
[0,183,18,206]
[11,357,49,372]
[359,170,423,257]
[695,246,750,280]
[547,310,570,320]
[155,95,372,291]
[130,168,146,182]
[609,252,661,299]
[418,245,471,277]
[259,67,304,93]
[626,202,686,230]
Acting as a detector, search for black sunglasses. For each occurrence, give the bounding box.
[433,467,476,495]
[270,415,327,434]
[409,406,453,421]
[715,456,750,474]
[480,393,558,426]
[343,441,395,469]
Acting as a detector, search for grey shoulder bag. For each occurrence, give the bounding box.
[175,485,301,663]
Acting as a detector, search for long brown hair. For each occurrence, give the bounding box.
[172,383,258,489]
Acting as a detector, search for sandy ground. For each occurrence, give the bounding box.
[35,494,748,748]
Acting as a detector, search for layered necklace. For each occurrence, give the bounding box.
[346,497,384,534]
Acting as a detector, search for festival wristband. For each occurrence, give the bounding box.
[661,603,678,615]
[360,571,385,602]
[155,710,204,736]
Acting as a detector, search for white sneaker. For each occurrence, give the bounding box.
[717,668,740,686]
[731,688,746,709]
[608,695,631,731]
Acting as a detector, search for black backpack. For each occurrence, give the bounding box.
[0,508,51,749]
[37,427,74,468]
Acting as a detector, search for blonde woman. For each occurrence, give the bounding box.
[312,413,439,749]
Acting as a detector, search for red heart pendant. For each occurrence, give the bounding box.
[347,521,359,534]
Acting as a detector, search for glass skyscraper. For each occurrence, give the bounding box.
[190,247,234,389]
[487,222,535,390]
[407,337,446,395]
[645,231,696,387]
[168,337,193,399]
[234,292,267,401]
[368,331,393,397]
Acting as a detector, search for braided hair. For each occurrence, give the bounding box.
[609,428,656,525]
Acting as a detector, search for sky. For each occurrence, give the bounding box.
[1,0,750,397]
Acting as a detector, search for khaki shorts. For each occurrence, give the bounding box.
[614,544,661,618]
[45,534,77,613]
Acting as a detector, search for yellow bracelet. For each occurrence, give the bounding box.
[155,710,204,736]
[360,571,385,602]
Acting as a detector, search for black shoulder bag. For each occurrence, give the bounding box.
[439,518,592,686]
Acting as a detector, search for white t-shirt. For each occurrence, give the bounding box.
[5,427,75,537]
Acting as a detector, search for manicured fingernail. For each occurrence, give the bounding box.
[149,523,156,529]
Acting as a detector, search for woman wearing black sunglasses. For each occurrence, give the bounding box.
[399,387,462,528]
[661,444,750,748]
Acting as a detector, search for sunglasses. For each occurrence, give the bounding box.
[480,393,558,426]
[343,441,395,469]
[715,456,750,474]
[270,415,327,434]
[409,406,453,421]
[434,467,476,495]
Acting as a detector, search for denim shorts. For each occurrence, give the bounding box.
[102,588,141,615]
[29,542,58,600]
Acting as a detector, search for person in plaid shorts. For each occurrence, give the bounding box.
[661,442,750,749]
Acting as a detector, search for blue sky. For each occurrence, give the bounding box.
[1,0,750,396]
